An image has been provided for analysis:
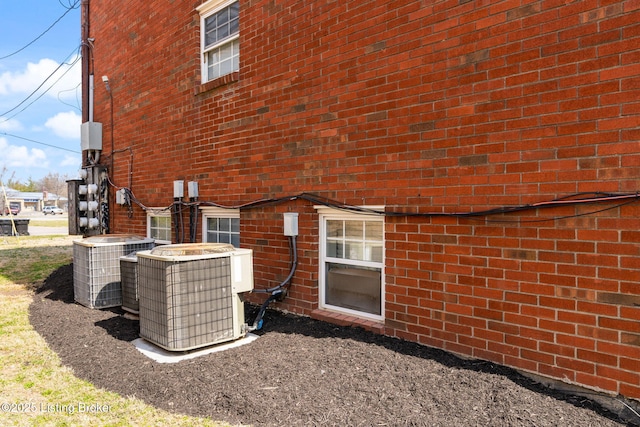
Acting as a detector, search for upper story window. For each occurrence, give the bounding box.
[198,0,239,83]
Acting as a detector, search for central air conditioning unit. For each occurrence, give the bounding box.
[73,235,155,309]
[136,243,254,352]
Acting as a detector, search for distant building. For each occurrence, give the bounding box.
[2,188,67,212]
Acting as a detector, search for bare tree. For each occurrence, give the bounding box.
[39,172,71,207]
[0,166,15,185]
[0,167,16,212]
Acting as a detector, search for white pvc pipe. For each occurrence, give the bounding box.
[89,74,94,122]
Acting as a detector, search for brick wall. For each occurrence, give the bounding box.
[385,204,640,398]
[89,0,640,399]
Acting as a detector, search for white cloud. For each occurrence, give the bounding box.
[0,56,81,102]
[0,117,23,131]
[0,137,49,169]
[60,154,81,168]
[44,111,81,139]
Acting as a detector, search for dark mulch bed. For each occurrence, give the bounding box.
[28,264,636,426]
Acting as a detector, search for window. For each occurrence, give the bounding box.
[318,207,384,320]
[201,207,240,247]
[198,0,239,83]
[147,211,171,245]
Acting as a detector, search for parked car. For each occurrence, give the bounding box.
[2,202,21,216]
[43,206,63,215]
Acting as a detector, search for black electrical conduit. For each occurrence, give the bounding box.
[173,198,183,244]
[189,198,198,243]
[135,190,636,243]
[111,181,640,222]
[168,191,640,222]
[249,235,297,331]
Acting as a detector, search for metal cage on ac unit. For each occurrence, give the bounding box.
[136,243,254,352]
[120,251,142,314]
[73,235,155,309]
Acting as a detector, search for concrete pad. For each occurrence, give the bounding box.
[132,333,259,363]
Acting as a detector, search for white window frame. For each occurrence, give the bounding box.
[201,206,240,247]
[317,206,385,321]
[197,0,239,83]
[147,210,172,245]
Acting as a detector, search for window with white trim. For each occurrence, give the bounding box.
[147,211,171,244]
[201,207,240,247]
[318,207,384,320]
[198,0,239,83]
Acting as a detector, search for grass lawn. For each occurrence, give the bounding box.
[27,219,69,228]
[0,236,233,426]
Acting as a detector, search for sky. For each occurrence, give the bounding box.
[0,0,81,185]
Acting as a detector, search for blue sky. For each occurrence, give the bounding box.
[0,0,81,184]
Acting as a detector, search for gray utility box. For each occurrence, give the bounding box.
[73,235,155,309]
[136,243,253,352]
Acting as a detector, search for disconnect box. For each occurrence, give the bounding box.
[283,212,298,236]
[80,121,103,151]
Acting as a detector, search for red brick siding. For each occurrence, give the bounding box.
[89,0,640,398]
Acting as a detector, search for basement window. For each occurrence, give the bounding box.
[198,0,239,83]
[201,207,240,247]
[317,206,384,321]
[147,211,171,245]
